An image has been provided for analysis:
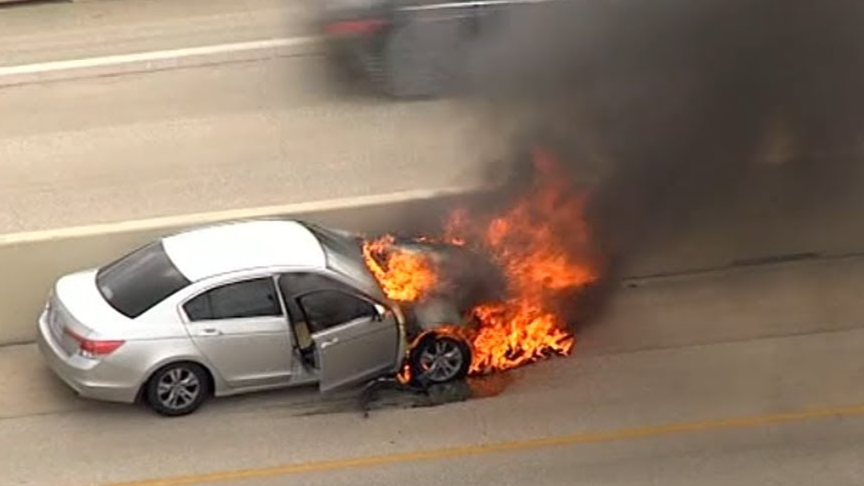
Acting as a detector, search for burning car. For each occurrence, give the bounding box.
[37,147,603,417]
[36,219,499,416]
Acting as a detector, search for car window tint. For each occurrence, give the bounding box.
[280,273,337,294]
[183,293,211,321]
[297,290,376,333]
[184,278,282,321]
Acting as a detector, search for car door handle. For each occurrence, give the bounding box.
[319,337,339,349]
[198,328,223,337]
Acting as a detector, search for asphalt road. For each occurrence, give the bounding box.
[0,255,862,486]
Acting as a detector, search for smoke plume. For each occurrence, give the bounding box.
[463,0,864,269]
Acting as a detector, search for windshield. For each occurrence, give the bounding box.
[302,222,383,297]
[95,241,191,318]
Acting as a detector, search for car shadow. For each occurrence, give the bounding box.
[174,373,516,419]
[33,362,523,421]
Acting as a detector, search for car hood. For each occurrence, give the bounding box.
[319,226,506,311]
[388,238,507,313]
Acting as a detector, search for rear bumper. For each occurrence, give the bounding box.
[36,311,139,404]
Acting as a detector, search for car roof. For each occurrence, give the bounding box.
[161,219,326,281]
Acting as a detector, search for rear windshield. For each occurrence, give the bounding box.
[96,241,191,318]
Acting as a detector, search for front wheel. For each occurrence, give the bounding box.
[409,333,472,385]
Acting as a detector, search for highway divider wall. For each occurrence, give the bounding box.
[0,188,493,346]
[3,181,855,346]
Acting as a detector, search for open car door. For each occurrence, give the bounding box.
[311,303,399,392]
[278,272,400,392]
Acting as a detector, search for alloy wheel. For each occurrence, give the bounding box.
[418,339,465,383]
[155,367,201,411]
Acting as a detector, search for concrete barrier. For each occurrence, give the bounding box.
[0,187,495,346]
[5,168,863,346]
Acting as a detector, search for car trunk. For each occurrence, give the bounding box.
[47,270,132,356]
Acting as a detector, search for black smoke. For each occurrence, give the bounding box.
[462,0,864,269]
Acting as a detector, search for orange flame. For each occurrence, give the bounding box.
[362,234,438,302]
[364,147,599,377]
[467,301,576,373]
[447,147,599,374]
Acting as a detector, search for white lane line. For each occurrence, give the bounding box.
[0,185,489,246]
[402,0,553,11]
[0,36,322,76]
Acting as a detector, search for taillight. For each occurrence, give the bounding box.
[324,19,387,35]
[64,327,124,358]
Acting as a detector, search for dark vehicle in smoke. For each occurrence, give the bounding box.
[318,0,554,98]
[36,219,496,416]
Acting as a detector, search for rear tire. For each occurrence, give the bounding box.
[145,362,210,417]
[409,333,472,385]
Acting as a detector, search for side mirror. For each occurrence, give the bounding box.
[373,303,388,321]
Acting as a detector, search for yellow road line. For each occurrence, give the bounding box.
[92,403,864,486]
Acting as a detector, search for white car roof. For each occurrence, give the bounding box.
[161,220,326,281]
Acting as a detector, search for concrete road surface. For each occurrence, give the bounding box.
[0,54,491,234]
[0,0,495,234]
[1,1,862,485]
[0,255,862,486]
[213,418,864,486]
[4,0,864,278]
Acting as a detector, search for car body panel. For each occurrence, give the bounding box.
[54,270,132,339]
[37,309,201,403]
[185,315,294,389]
[314,307,401,392]
[410,297,464,329]
[172,270,295,390]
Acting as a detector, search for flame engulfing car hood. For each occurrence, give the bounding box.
[311,223,502,316]
[389,238,506,313]
[357,147,607,376]
[370,237,506,314]
[360,234,506,331]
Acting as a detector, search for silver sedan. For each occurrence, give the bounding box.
[37,219,477,416]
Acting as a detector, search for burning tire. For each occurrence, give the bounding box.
[409,333,472,385]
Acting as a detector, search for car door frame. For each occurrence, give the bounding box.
[276,268,402,392]
[176,270,296,390]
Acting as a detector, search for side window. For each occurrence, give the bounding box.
[183,293,212,321]
[297,290,376,334]
[183,278,282,321]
